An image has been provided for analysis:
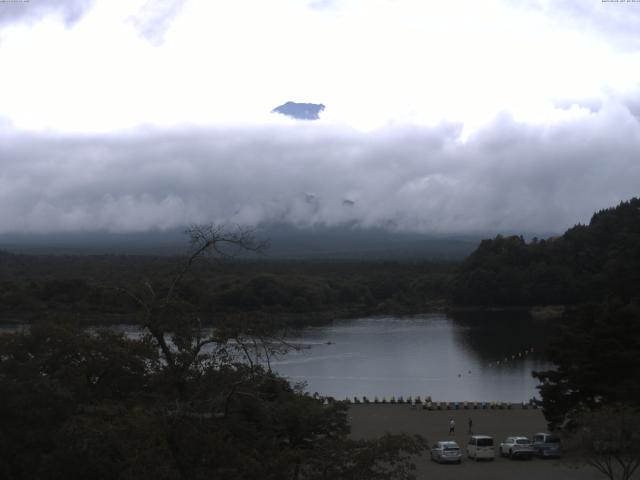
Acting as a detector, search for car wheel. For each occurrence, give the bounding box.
[509,450,513,459]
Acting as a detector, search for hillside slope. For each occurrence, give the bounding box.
[451,197,640,306]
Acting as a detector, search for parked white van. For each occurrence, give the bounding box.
[467,435,495,461]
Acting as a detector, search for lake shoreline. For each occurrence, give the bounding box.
[446,304,565,318]
[0,302,565,328]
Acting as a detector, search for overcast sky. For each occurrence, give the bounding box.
[0,0,639,236]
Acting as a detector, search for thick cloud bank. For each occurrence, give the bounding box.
[518,0,640,51]
[1,101,639,236]
[129,0,188,46]
[0,0,95,28]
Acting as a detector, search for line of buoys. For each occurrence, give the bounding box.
[486,347,535,368]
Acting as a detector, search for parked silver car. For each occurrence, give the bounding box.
[532,432,561,458]
[499,436,535,459]
[431,441,462,464]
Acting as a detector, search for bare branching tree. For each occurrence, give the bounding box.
[119,224,269,370]
[215,312,301,374]
[569,406,640,480]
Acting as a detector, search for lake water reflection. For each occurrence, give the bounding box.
[271,312,553,402]
[0,311,553,402]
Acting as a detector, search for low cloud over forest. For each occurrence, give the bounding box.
[1,97,639,236]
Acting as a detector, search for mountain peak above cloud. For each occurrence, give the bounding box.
[271,101,325,120]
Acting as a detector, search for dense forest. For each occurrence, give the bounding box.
[0,254,454,325]
[4,197,638,329]
[451,197,640,306]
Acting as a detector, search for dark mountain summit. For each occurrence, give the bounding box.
[271,101,325,120]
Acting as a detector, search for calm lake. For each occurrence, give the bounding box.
[1,310,554,403]
[270,311,554,403]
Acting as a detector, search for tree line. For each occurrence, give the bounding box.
[451,198,640,306]
[0,253,454,325]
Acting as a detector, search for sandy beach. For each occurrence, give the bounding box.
[348,404,605,480]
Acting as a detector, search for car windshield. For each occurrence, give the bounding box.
[516,439,530,445]
[546,436,560,444]
[477,438,493,446]
[444,447,459,451]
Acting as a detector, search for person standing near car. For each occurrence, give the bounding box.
[468,417,473,434]
[449,418,455,435]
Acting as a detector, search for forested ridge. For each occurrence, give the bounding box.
[2,197,639,324]
[0,255,453,325]
[451,197,640,306]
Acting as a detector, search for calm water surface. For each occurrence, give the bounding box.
[1,311,553,402]
[271,312,553,402]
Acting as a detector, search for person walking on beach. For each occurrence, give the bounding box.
[449,418,455,435]
[468,417,473,434]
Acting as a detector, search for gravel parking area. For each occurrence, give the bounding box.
[348,404,605,479]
